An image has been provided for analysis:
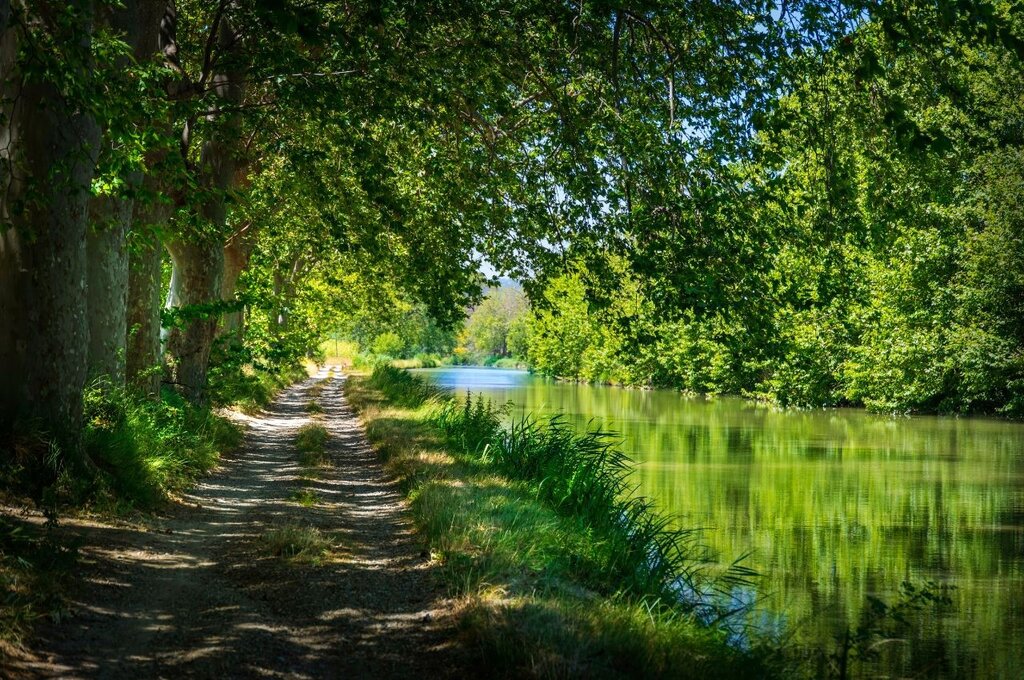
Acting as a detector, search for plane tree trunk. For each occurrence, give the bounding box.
[220,223,256,341]
[126,182,171,396]
[163,238,224,402]
[86,198,131,384]
[85,0,169,386]
[162,9,245,403]
[0,2,101,460]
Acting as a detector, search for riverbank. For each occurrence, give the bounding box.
[343,366,786,678]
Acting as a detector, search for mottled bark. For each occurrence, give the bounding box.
[126,185,169,396]
[85,1,170,385]
[86,199,131,384]
[121,1,184,394]
[0,3,101,456]
[126,238,163,395]
[163,239,224,402]
[220,224,256,339]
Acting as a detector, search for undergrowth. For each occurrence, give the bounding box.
[81,385,242,512]
[345,365,787,678]
[207,357,309,415]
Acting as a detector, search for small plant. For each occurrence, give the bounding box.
[295,423,330,467]
[80,382,240,510]
[290,487,320,507]
[305,400,324,414]
[261,524,335,564]
[306,376,332,401]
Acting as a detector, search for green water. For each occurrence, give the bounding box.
[415,367,1024,678]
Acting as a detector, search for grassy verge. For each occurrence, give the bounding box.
[345,366,787,678]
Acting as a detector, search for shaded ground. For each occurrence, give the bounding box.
[6,368,467,679]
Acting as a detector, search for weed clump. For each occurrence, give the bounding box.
[81,384,241,511]
[295,423,330,467]
[290,487,320,507]
[261,524,334,564]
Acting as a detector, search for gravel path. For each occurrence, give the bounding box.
[12,368,467,679]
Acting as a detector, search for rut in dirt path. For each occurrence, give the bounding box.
[14,368,468,679]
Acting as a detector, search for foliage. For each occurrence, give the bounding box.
[516,19,1024,416]
[82,385,241,511]
[460,285,531,361]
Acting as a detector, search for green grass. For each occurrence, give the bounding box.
[345,367,787,678]
[290,487,320,507]
[81,385,243,512]
[261,524,335,565]
[295,423,330,467]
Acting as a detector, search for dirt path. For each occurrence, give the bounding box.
[11,369,468,679]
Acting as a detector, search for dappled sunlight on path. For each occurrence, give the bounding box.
[15,368,467,679]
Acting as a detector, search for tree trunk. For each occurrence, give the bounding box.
[83,1,169,387]
[162,10,245,402]
[86,198,131,384]
[163,239,224,402]
[219,224,256,340]
[119,1,184,395]
[127,238,163,396]
[0,3,101,458]
[126,189,168,396]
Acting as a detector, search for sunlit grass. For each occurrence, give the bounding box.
[295,423,330,468]
[261,524,335,565]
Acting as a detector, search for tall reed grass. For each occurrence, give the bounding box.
[367,365,753,618]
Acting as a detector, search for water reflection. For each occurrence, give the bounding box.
[415,367,1024,679]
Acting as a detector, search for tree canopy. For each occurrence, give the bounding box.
[3,0,1024,474]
